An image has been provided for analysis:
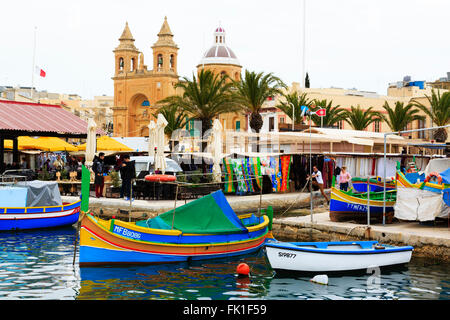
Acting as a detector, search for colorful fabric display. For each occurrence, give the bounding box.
[230,159,247,194]
[249,157,262,190]
[280,155,292,192]
[222,158,235,193]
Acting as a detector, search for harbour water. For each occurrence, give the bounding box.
[0,227,448,300]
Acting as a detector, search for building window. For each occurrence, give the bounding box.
[269,117,274,132]
[280,117,285,124]
[374,120,380,133]
[119,57,124,71]
[235,121,240,132]
[131,58,135,71]
[338,120,343,130]
[157,54,163,69]
[170,54,174,69]
[418,119,426,139]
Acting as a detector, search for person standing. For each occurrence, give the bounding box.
[93,152,105,198]
[339,166,351,191]
[310,165,330,204]
[120,155,136,201]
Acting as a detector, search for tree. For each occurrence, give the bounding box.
[342,105,382,130]
[305,72,310,88]
[411,89,450,142]
[157,69,240,171]
[380,101,425,133]
[232,70,286,151]
[310,99,345,128]
[275,92,311,126]
[158,69,240,134]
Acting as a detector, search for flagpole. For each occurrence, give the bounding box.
[31,26,37,101]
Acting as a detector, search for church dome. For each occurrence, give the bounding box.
[197,26,241,67]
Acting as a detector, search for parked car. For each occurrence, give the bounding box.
[2,169,38,181]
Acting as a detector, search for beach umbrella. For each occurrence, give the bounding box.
[148,120,156,158]
[85,118,97,167]
[211,119,223,182]
[33,137,78,152]
[78,136,133,152]
[154,114,168,174]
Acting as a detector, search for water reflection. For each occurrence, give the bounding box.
[0,228,448,300]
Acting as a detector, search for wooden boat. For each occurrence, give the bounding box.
[351,177,396,193]
[79,190,271,266]
[0,182,80,231]
[396,170,449,193]
[144,174,176,182]
[329,187,396,223]
[264,240,413,273]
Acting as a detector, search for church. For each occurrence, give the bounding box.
[112,17,245,137]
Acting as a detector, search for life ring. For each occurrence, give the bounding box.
[424,172,442,184]
[144,174,176,182]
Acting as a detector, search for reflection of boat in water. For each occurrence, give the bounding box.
[265,240,413,274]
[79,190,271,266]
[0,181,80,231]
[330,187,396,223]
[351,177,396,193]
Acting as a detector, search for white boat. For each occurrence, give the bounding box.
[264,240,413,273]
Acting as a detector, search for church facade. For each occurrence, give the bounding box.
[112,18,246,137]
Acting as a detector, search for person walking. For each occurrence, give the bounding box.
[93,152,105,198]
[120,155,136,201]
[339,166,351,191]
[309,165,330,204]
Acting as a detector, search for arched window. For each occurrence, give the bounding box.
[157,54,163,69]
[170,54,174,69]
[235,72,239,80]
[220,71,227,78]
[131,58,135,71]
[119,57,124,71]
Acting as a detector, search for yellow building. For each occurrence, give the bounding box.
[112,18,180,137]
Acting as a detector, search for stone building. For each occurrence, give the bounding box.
[112,18,181,137]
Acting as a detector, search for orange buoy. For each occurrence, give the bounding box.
[236,263,250,276]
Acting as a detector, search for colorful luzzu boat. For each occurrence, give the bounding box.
[79,190,272,266]
[351,177,396,193]
[0,182,80,231]
[330,187,396,223]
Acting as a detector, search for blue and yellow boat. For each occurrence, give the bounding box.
[0,182,80,231]
[351,177,396,193]
[79,189,272,266]
[330,187,396,223]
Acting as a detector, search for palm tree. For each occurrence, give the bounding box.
[342,105,382,130]
[380,101,425,133]
[310,99,345,128]
[157,69,240,171]
[232,70,286,151]
[275,92,311,126]
[158,69,240,134]
[411,89,450,142]
[153,104,188,151]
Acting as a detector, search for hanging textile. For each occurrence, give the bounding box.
[268,157,279,192]
[230,158,247,194]
[222,158,235,193]
[243,158,255,193]
[280,155,292,192]
[249,157,262,190]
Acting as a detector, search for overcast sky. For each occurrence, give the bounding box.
[1,0,449,99]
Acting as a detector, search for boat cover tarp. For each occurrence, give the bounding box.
[16,180,62,207]
[0,187,28,207]
[394,186,449,221]
[138,190,247,234]
[424,158,450,176]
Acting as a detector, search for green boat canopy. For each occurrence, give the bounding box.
[137,190,248,234]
